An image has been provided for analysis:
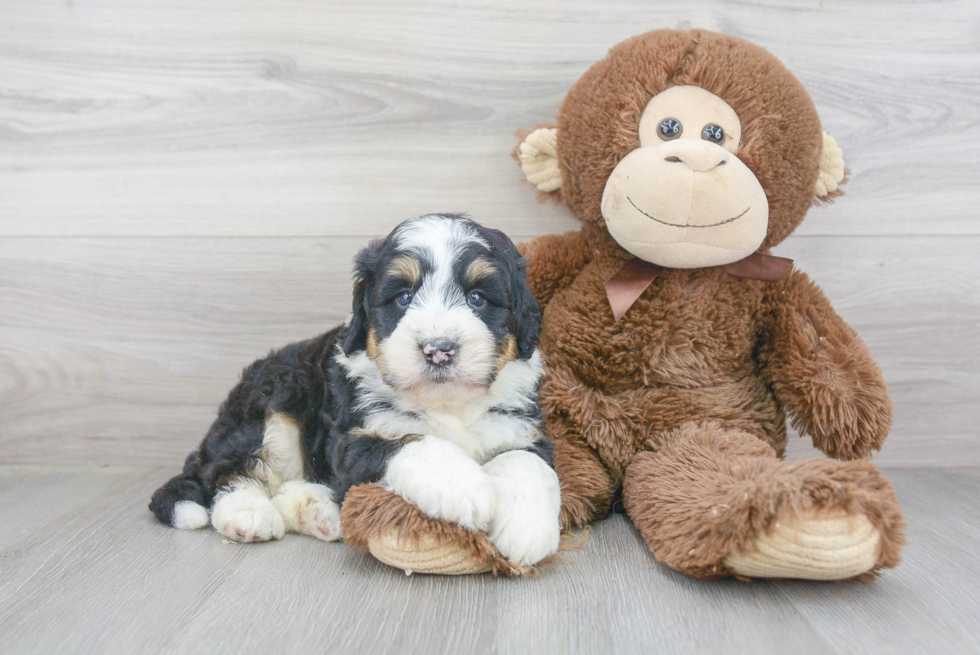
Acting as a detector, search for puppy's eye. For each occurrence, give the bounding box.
[467,291,486,309]
[658,118,682,140]
[702,124,725,144]
[396,292,413,307]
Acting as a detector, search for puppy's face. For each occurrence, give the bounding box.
[342,215,540,403]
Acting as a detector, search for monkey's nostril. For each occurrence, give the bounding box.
[665,156,682,163]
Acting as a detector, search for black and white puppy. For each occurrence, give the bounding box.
[150,214,560,566]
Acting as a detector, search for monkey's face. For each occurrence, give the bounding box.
[518,32,847,258]
[600,85,769,268]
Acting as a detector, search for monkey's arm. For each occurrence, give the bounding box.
[758,268,892,460]
[517,230,591,310]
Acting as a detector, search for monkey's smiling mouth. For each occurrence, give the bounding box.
[628,197,750,228]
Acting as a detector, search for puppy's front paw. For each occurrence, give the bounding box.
[272,480,342,542]
[211,487,285,543]
[484,451,561,566]
[382,435,494,531]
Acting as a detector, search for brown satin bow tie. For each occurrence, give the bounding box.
[603,254,794,322]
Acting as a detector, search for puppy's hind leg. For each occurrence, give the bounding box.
[271,481,342,542]
[210,411,308,543]
[211,481,285,543]
[260,412,341,541]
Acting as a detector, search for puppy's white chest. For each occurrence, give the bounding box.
[423,409,472,441]
[436,410,536,463]
[363,404,532,464]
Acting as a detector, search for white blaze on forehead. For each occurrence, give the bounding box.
[394,215,490,287]
[393,215,492,342]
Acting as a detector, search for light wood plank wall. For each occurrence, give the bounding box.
[1,0,977,466]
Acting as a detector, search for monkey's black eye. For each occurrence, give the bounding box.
[467,291,486,309]
[396,292,413,307]
[702,124,725,144]
[658,118,682,140]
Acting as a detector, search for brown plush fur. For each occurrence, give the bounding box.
[518,29,905,579]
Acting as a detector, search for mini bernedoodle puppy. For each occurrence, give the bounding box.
[150,214,561,566]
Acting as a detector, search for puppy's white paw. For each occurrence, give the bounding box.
[172,501,209,530]
[484,450,561,566]
[272,480,342,542]
[211,486,285,543]
[382,435,494,532]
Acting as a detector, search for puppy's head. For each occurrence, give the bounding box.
[342,214,540,402]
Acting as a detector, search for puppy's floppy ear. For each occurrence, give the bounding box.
[511,253,542,360]
[341,238,384,356]
[483,227,542,360]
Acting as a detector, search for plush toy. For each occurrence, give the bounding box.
[512,28,905,580]
[341,483,541,576]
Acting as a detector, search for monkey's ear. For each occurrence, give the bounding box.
[814,131,847,200]
[517,127,562,194]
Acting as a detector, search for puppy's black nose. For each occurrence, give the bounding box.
[421,340,457,366]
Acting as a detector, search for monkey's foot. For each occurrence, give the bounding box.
[623,421,906,581]
[724,508,880,580]
[340,484,539,577]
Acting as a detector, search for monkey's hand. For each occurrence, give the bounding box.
[517,230,591,311]
[759,269,892,460]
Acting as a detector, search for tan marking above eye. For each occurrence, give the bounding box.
[389,256,422,284]
[465,258,498,285]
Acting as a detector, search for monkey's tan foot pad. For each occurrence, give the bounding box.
[724,509,880,580]
[367,528,491,575]
[340,483,536,577]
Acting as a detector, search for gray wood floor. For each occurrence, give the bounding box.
[1,0,978,469]
[0,466,977,655]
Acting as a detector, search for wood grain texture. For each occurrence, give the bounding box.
[1,235,975,466]
[0,0,978,237]
[0,0,978,466]
[0,466,977,654]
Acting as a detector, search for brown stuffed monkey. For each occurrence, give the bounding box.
[514,29,905,580]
